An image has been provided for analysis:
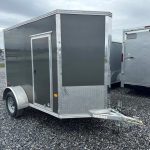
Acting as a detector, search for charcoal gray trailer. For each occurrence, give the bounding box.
[2,10,142,124]
[110,42,122,84]
[121,26,150,88]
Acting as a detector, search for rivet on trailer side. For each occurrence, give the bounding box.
[3,9,142,125]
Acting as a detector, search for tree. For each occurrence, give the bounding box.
[0,49,2,57]
[0,49,4,60]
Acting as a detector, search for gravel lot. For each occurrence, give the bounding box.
[0,68,150,150]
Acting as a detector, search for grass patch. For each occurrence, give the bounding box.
[0,63,5,68]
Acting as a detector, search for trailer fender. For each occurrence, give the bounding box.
[3,86,29,110]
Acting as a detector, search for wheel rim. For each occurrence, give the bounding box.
[7,97,15,114]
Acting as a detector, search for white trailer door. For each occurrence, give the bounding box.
[123,31,150,86]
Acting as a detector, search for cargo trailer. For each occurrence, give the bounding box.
[2,10,142,125]
[110,42,122,84]
[121,26,150,88]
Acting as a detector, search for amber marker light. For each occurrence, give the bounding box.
[53,93,58,98]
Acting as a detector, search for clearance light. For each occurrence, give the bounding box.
[53,93,58,98]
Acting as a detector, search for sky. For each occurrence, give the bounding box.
[0,0,150,48]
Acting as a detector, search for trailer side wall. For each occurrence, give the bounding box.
[4,15,58,112]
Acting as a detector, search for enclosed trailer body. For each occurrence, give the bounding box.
[110,42,122,84]
[2,10,142,125]
[121,27,150,88]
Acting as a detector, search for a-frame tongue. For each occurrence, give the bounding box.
[89,108,143,125]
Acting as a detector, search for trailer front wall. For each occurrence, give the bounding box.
[59,14,107,114]
[61,14,105,86]
[4,15,59,112]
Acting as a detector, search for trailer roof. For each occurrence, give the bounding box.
[124,26,150,33]
[4,9,112,32]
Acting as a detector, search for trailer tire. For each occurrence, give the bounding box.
[6,91,23,118]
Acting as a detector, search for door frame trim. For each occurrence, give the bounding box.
[30,31,53,109]
[30,31,52,38]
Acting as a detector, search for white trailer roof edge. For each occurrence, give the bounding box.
[4,9,112,32]
[123,26,150,33]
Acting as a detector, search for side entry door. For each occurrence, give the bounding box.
[31,33,52,107]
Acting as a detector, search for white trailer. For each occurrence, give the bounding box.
[121,26,150,88]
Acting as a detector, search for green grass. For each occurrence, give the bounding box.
[0,63,5,68]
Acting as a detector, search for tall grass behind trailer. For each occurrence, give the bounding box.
[110,42,122,84]
[3,10,142,125]
[121,26,150,88]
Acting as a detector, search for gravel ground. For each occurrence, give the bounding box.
[0,68,150,150]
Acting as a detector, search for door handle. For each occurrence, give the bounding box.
[125,56,135,60]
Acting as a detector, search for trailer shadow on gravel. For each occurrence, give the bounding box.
[13,106,148,138]
[126,86,150,98]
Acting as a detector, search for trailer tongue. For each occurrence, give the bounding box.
[89,108,143,125]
